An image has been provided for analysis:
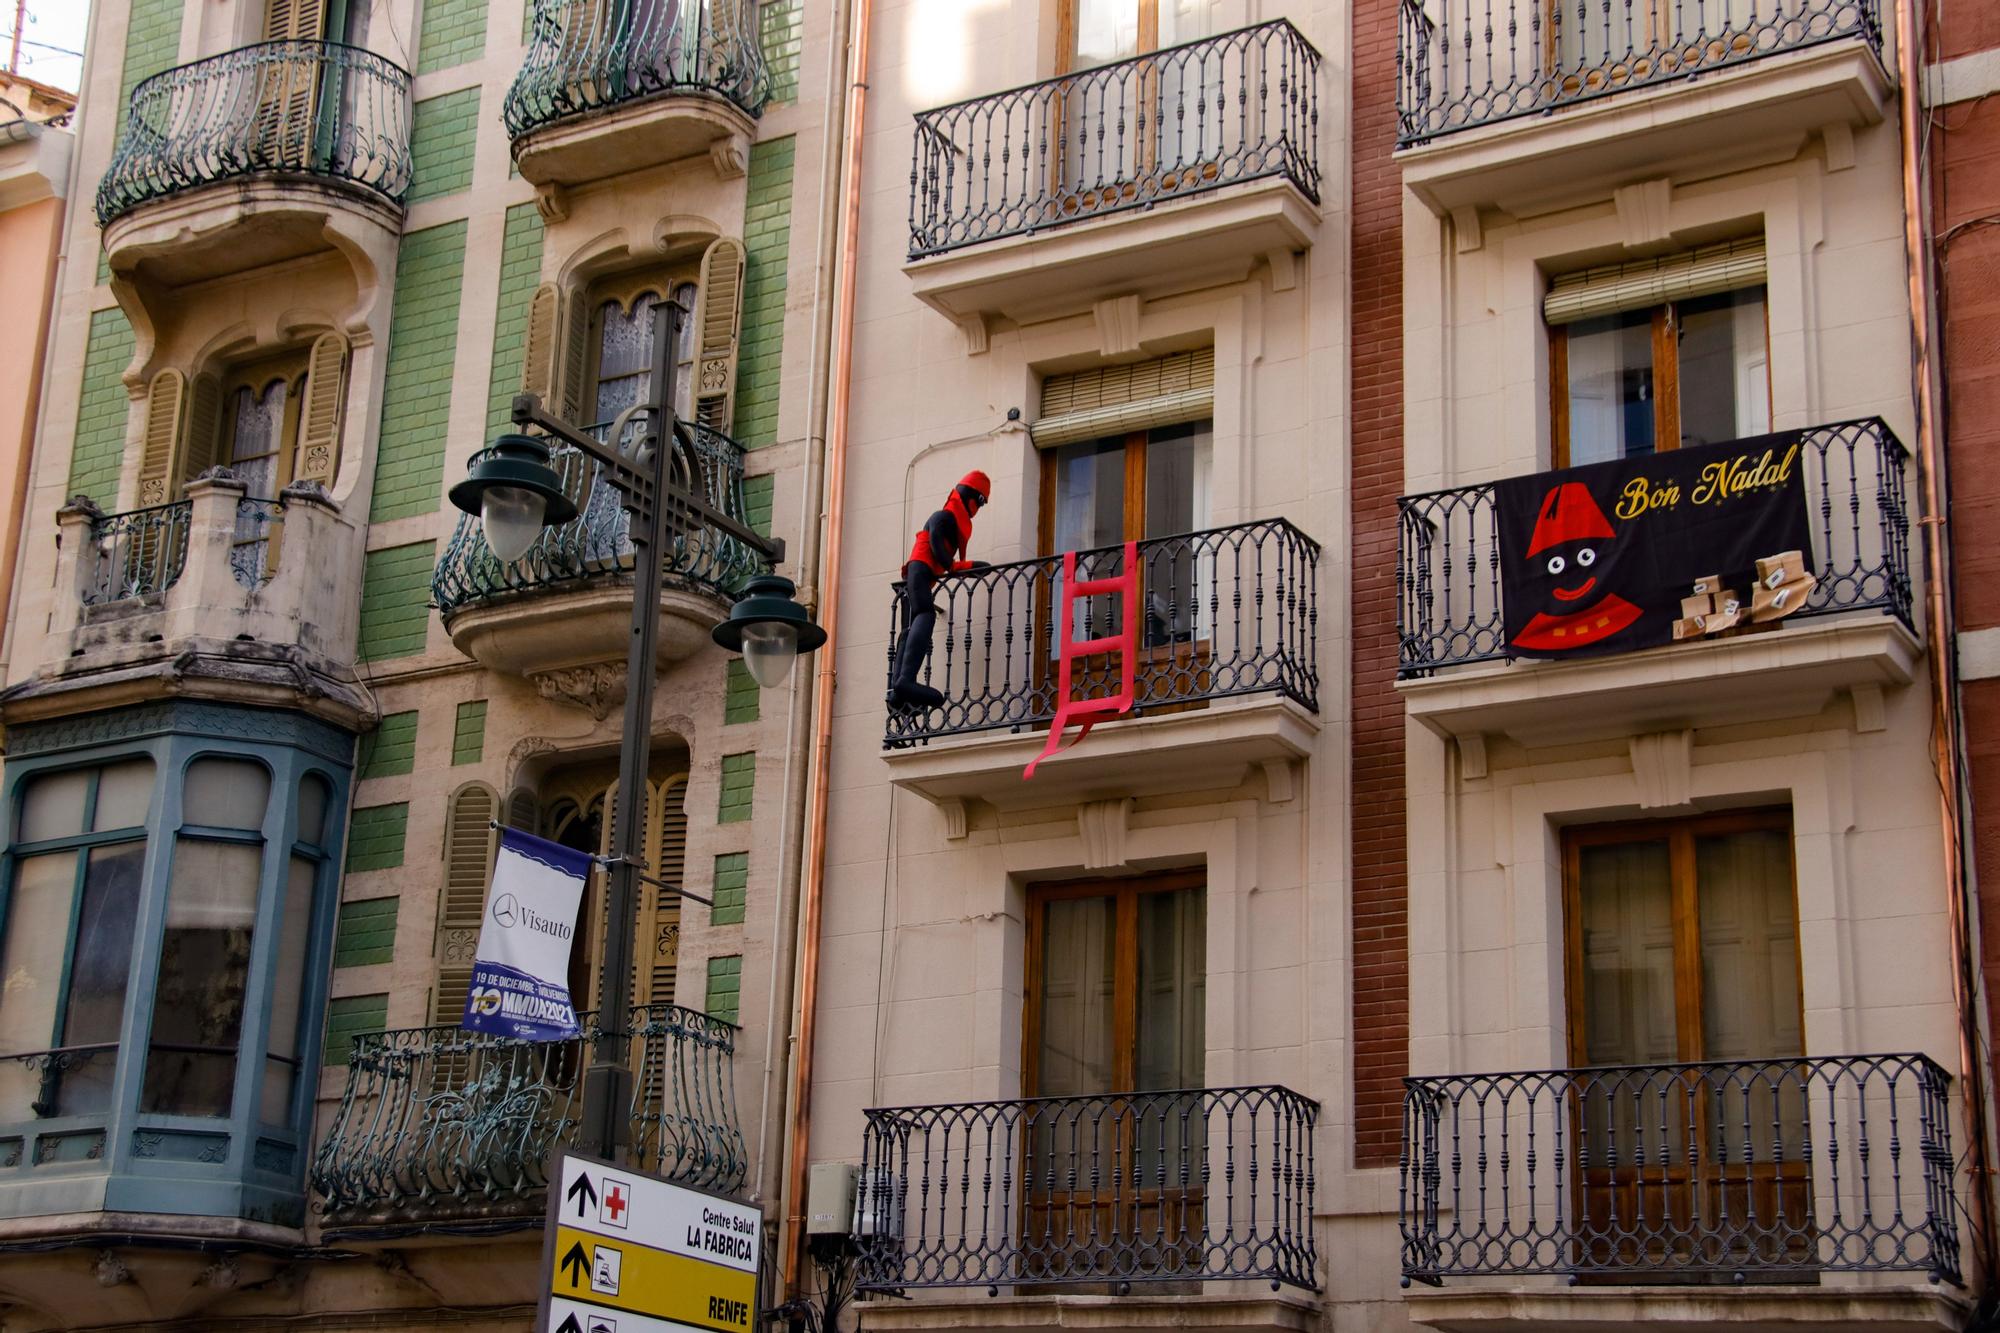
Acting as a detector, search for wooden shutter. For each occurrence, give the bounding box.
[181,374,223,482]
[138,370,187,507]
[294,330,347,487]
[522,283,561,403]
[558,287,594,426]
[1543,238,1767,326]
[259,0,326,169]
[505,787,541,835]
[1033,348,1216,448]
[633,775,686,1008]
[264,0,326,40]
[691,238,745,432]
[432,782,499,1024]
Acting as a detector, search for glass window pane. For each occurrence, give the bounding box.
[260,856,316,1125]
[1677,287,1770,449]
[1052,438,1127,553]
[1142,422,1210,540]
[296,775,330,848]
[1695,827,1800,1061]
[1564,309,1656,466]
[1072,0,1140,68]
[0,853,77,1056]
[1576,839,1676,1066]
[92,759,156,831]
[61,843,145,1047]
[1036,895,1116,1097]
[19,770,88,843]
[1135,886,1205,1091]
[143,838,261,1116]
[182,758,271,831]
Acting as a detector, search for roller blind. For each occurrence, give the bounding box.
[1543,238,1766,326]
[1033,348,1215,448]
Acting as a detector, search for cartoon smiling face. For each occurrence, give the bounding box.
[1511,482,1642,652]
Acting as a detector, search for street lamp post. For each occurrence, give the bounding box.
[449,298,821,1164]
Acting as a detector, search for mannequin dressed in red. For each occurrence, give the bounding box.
[888,470,991,711]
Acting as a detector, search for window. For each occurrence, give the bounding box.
[589,277,700,430]
[142,758,274,1118]
[262,774,331,1125]
[1062,0,1218,70]
[1548,241,1771,468]
[0,760,154,1120]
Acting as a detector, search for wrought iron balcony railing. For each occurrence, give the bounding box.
[95,40,413,226]
[1397,0,1881,146]
[80,500,193,605]
[1397,418,1912,676]
[884,518,1319,747]
[432,421,761,616]
[1400,1055,1961,1285]
[856,1085,1319,1293]
[312,1004,744,1227]
[909,20,1322,260]
[503,0,769,141]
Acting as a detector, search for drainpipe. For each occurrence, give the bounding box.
[1893,0,1998,1294]
[756,0,857,1212]
[778,0,873,1298]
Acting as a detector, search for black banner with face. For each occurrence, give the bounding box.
[1494,431,1816,659]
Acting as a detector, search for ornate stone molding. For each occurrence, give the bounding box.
[532,663,627,719]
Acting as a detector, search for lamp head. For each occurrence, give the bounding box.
[448,434,578,562]
[711,573,826,688]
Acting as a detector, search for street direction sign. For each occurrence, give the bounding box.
[539,1151,760,1333]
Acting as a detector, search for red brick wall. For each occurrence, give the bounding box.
[1350,0,1409,1168]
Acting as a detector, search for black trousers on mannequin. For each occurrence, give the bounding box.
[890,560,940,696]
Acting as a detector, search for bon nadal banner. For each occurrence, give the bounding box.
[461,826,590,1042]
[1495,430,1821,660]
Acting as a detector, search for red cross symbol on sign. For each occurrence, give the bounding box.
[601,1180,628,1228]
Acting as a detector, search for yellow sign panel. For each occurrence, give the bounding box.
[550,1225,756,1333]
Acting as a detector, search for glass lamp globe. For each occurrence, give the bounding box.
[481,485,548,563]
[739,620,800,689]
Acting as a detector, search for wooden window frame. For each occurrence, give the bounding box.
[1021,869,1205,1099]
[1549,291,1772,470]
[1560,807,1804,1069]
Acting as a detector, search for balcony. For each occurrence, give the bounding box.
[881,519,1320,810]
[854,1086,1318,1331]
[433,422,761,690]
[1395,420,1917,747]
[1,471,369,729]
[95,41,410,288]
[1395,0,1888,216]
[312,1004,744,1231]
[1399,1056,1967,1330]
[905,21,1322,334]
[504,0,768,194]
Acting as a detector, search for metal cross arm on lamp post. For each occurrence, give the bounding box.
[446,298,824,1168]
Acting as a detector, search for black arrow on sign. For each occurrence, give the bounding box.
[559,1241,590,1289]
[555,1317,583,1333]
[566,1171,598,1219]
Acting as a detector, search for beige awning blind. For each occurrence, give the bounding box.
[1543,237,1767,326]
[1033,348,1215,448]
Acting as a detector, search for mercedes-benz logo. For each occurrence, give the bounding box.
[491,893,519,927]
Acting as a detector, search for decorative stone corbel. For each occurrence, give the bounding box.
[1457,732,1489,781]
[1263,248,1299,291]
[534,181,571,224]
[709,132,750,179]
[532,663,627,719]
[1259,757,1295,804]
[1078,797,1134,870]
[954,313,990,356]
[1822,121,1855,172]
[1614,178,1673,249]
[1450,205,1483,254]
[1849,682,1886,733]
[1629,728,1694,809]
[1093,294,1144,358]
[94,1250,131,1288]
[936,797,969,840]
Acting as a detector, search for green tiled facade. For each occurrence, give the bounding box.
[69,310,134,505]
[724,660,759,724]
[333,897,399,968]
[345,803,410,872]
[711,853,748,926]
[487,204,547,436]
[736,138,795,449]
[101,0,185,283]
[357,543,436,661]
[742,474,774,536]
[761,0,804,103]
[372,223,468,523]
[417,0,488,73]
[452,701,488,765]
[408,89,481,203]
[360,711,419,779]
[717,753,755,823]
[324,994,390,1065]
[705,955,742,1024]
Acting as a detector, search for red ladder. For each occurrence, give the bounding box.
[1024,542,1139,780]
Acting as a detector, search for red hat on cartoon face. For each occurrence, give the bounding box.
[1526,482,1615,557]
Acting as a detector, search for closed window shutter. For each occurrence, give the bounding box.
[691,238,746,433]
[505,786,541,835]
[1033,348,1216,448]
[523,283,560,402]
[432,782,498,1024]
[138,369,188,506]
[181,373,223,482]
[295,330,348,487]
[1543,237,1767,326]
[634,775,686,1009]
[264,0,325,40]
[261,0,325,168]
[558,287,593,425]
